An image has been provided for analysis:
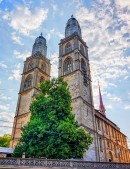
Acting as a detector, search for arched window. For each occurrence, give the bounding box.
[81,59,86,72]
[24,74,32,89]
[67,23,70,28]
[28,61,34,70]
[41,63,46,72]
[80,44,84,55]
[65,42,72,53]
[40,76,45,83]
[63,57,73,75]
[108,151,113,162]
[81,58,88,86]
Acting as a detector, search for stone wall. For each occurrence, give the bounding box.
[0,158,130,169]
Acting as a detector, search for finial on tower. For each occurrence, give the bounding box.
[40,32,43,36]
[98,81,106,116]
[71,14,74,18]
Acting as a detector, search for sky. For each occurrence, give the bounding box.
[0,0,130,147]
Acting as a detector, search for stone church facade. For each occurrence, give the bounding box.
[10,34,51,148]
[10,16,130,163]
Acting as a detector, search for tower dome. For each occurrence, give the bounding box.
[65,15,82,38]
[32,33,47,57]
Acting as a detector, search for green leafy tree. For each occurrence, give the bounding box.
[13,78,93,159]
[0,134,11,147]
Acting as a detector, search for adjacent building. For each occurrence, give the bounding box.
[95,86,130,162]
[10,16,130,162]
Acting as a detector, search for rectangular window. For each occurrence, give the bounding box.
[97,119,101,130]
[105,124,108,134]
[112,128,115,138]
[107,140,110,149]
[99,138,103,152]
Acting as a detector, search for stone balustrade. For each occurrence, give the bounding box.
[0,158,130,168]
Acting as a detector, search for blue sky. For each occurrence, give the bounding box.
[0,0,130,147]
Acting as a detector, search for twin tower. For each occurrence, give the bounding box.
[10,16,96,161]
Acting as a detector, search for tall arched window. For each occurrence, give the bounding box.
[24,74,32,89]
[108,151,113,162]
[28,61,34,70]
[81,58,88,86]
[41,63,46,72]
[40,76,45,83]
[63,57,73,75]
[80,44,84,55]
[65,42,72,53]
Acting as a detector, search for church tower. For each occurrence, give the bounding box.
[10,34,51,148]
[58,16,97,161]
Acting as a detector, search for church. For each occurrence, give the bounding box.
[10,16,130,163]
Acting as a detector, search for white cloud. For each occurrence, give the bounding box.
[124,76,129,80]
[0,62,7,68]
[109,96,121,102]
[115,0,130,9]
[56,32,64,39]
[0,104,10,111]
[50,52,58,78]
[128,93,130,98]
[14,50,30,60]
[0,112,14,136]
[109,83,117,88]
[0,0,2,3]
[46,29,55,41]
[124,105,130,110]
[11,32,24,45]
[46,29,64,41]
[8,63,21,81]
[106,105,112,109]
[3,5,48,35]
[0,94,11,100]
[68,0,83,9]
[75,0,130,99]
[51,3,58,12]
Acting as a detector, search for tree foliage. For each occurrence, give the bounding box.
[13,78,93,159]
[0,134,11,147]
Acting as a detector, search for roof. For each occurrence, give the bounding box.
[0,147,14,154]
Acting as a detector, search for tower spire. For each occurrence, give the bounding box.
[98,82,106,116]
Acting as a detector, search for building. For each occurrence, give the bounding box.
[10,16,130,162]
[58,15,96,161]
[0,147,14,158]
[10,34,51,148]
[95,86,130,162]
